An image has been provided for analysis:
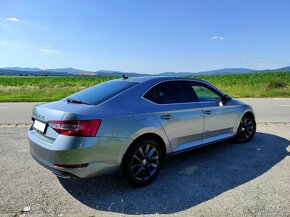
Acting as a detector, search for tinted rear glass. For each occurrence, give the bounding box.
[65,80,138,105]
[144,81,195,104]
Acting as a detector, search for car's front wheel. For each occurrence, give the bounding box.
[123,139,162,187]
[235,113,256,143]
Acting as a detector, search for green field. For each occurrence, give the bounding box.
[189,72,290,98]
[0,72,289,102]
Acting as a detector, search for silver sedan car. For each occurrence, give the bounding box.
[28,76,256,186]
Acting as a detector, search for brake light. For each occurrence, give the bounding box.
[49,120,101,137]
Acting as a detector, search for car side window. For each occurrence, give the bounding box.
[144,81,194,104]
[191,82,222,102]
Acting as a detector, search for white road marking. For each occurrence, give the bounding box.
[273,98,290,100]
[278,105,290,107]
[0,107,7,109]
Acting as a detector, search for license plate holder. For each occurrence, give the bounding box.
[33,120,47,133]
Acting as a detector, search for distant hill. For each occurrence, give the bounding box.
[1,66,290,76]
[157,72,195,76]
[1,67,42,72]
[45,67,89,73]
[158,68,253,76]
[195,68,253,75]
[255,66,290,73]
[0,69,71,76]
[0,67,89,74]
[96,70,148,77]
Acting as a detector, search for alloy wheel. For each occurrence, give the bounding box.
[130,144,159,181]
[237,117,255,141]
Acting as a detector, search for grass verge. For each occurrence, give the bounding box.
[0,72,289,102]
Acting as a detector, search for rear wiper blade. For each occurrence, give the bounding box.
[66,98,91,105]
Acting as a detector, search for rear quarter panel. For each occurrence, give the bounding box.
[97,113,170,164]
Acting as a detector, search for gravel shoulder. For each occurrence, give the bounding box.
[0,124,289,216]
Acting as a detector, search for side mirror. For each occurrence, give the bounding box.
[222,94,232,102]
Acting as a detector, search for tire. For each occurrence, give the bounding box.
[123,139,163,187]
[235,113,256,143]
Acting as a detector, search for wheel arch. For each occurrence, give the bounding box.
[130,133,167,157]
[234,109,256,143]
[231,105,255,133]
[235,107,256,133]
[243,111,255,119]
[118,129,169,176]
[240,109,256,122]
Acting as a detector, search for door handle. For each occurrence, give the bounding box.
[204,110,212,115]
[160,115,172,120]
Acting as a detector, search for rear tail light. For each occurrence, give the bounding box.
[49,120,101,137]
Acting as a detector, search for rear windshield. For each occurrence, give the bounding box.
[65,80,139,105]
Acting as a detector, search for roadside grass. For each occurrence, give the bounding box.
[189,72,290,98]
[0,76,114,102]
[0,72,289,102]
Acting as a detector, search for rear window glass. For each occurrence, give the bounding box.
[65,80,138,105]
[144,81,194,104]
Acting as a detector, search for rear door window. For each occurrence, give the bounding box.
[65,80,138,105]
[144,81,196,104]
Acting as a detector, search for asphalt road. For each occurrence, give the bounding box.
[0,98,290,124]
[0,124,289,216]
[242,98,290,123]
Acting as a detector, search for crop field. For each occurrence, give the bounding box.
[189,72,290,98]
[0,72,289,102]
[0,76,114,102]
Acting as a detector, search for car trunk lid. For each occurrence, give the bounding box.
[31,101,98,141]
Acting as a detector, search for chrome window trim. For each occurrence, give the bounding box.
[141,79,225,105]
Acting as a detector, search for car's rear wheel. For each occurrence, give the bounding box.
[123,139,162,187]
[235,113,256,143]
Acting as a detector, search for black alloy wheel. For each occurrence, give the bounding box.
[236,114,256,143]
[124,139,162,187]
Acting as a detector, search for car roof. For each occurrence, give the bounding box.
[115,76,226,97]
[116,76,204,83]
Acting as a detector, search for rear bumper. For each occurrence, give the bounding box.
[28,130,123,178]
[31,153,78,179]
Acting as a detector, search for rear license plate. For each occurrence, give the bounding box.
[33,120,46,133]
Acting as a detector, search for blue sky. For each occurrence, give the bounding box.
[0,0,290,74]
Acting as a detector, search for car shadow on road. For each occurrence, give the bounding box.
[59,132,289,215]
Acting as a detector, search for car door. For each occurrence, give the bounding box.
[141,80,204,152]
[190,81,237,144]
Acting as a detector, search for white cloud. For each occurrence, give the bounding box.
[210,36,224,40]
[6,17,20,22]
[40,46,60,54]
[0,17,22,31]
